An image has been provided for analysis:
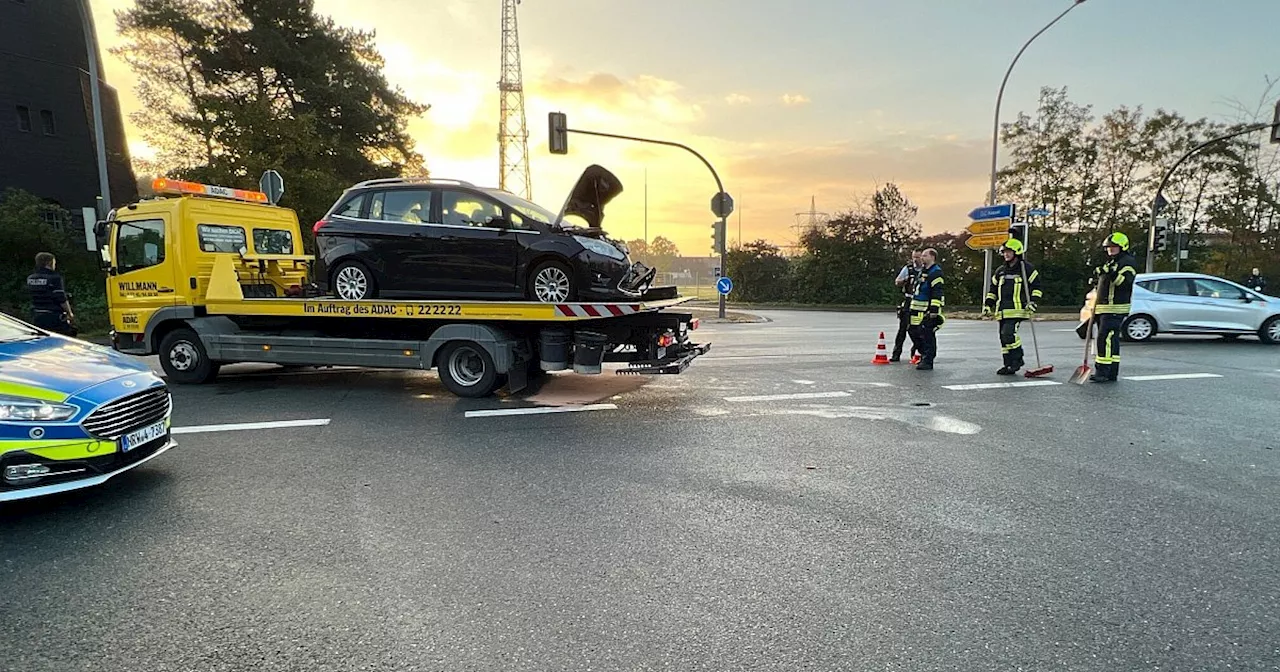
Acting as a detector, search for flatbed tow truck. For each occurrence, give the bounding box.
[96,178,709,398]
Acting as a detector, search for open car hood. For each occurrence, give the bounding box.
[554,164,623,231]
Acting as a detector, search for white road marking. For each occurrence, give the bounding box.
[1122,373,1223,381]
[792,379,816,385]
[724,391,852,403]
[702,355,790,361]
[1052,329,1079,332]
[172,418,332,434]
[464,404,617,418]
[942,380,1062,391]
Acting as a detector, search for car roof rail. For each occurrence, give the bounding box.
[351,177,476,188]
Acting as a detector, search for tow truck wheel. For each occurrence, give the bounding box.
[437,341,500,398]
[159,328,219,384]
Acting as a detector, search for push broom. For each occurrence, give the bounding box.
[1018,259,1053,378]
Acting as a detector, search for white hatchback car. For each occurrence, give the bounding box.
[1078,272,1280,343]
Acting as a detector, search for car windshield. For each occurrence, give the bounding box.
[0,313,41,342]
[486,191,564,227]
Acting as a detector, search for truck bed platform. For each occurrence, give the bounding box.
[205,255,694,322]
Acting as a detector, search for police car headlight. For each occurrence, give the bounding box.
[0,397,77,422]
[574,236,626,261]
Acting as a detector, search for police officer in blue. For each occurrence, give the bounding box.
[27,252,77,336]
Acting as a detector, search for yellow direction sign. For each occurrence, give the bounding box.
[966,218,1012,235]
[965,232,1011,251]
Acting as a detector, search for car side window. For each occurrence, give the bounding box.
[441,190,503,228]
[1193,278,1244,299]
[334,194,364,219]
[1145,278,1193,296]
[374,190,433,224]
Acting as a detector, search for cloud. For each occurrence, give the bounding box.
[781,93,811,106]
[725,93,753,105]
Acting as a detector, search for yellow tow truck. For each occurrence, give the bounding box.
[94,178,709,397]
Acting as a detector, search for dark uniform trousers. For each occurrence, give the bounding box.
[893,302,916,359]
[910,313,941,363]
[1094,313,1124,379]
[999,319,1024,369]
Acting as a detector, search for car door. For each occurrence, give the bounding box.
[366,189,437,294]
[1186,278,1257,332]
[110,216,178,330]
[1138,277,1200,330]
[433,190,520,296]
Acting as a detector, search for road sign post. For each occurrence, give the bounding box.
[966,203,1016,252]
[259,170,284,205]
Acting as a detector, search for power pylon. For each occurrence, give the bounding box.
[498,0,532,198]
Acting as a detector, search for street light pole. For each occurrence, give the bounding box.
[985,0,1088,287]
[75,0,111,217]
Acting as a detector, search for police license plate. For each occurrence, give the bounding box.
[121,420,167,452]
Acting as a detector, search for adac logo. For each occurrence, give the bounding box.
[122,380,137,388]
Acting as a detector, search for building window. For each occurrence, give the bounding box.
[16,106,31,133]
[40,110,56,136]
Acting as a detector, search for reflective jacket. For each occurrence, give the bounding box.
[910,263,944,314]
[1094,251,1137,314]
[26,267,68,314]
[985,258,1041,320]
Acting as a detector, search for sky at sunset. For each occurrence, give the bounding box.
[90,0,1279,256]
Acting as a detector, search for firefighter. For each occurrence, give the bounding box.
[908,247,944,370]
[27,252,78,336]
[1091,232,1137,383]
[891,249,922,362]
[983,238,1042,375]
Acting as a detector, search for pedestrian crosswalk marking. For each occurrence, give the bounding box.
[942,380,1062,391]
[1121,373,1222,381]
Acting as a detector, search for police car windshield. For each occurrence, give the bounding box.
[0,313,41,342]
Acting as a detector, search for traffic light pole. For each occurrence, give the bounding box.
[1146,120,1275,273]
[564,128,727,318]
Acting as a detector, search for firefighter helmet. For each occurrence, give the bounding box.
[1002,238,1024,255]
[1102,232,1129,251]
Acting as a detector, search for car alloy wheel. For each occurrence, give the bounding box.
[1125,316,1154,341]
[1264,317,1280,344]
[334,264,369,300]
[534,266,572,303]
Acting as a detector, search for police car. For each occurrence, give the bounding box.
[1,310,174,502]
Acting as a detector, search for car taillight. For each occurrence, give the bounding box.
[689,318,700,331]
[657,332,676,348]
[312,219,327,235]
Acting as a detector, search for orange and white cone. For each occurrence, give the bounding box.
[872,331,891,365]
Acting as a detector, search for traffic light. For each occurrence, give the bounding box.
[1007,222,1028,249]
[548,112,568,154]
[711,220,726,255]
[1152,218,1170,253]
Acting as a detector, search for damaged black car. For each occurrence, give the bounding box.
[312,164,668,303]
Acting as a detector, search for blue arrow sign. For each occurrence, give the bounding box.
[969,204,1014,221]
[1027,208,1051,218]
[716,276,733,295]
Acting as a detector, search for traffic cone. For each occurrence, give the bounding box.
[872,332,891,365]
[910,352,921,365]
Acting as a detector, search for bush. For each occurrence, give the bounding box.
[0,188,109,333]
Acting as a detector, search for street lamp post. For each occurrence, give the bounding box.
[985,0,1088,287]
[74,0,112,217]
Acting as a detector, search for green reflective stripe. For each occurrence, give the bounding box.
[931,277,944,286]
[1031,290,1043,299]
[910,300,929,311]
[0,381,68,403]
[998,309,1032,319]
[1028,269,1039,283]
[929,299,943,307]
[2,438,116,460]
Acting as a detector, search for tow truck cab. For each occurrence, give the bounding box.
[96,178,709,398]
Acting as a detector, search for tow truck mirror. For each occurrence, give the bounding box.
[98,246,113,273]
[93,220,108,237]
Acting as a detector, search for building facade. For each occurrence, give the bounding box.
[0,0,137,216]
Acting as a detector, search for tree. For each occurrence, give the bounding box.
[112,0,431,230]
[647,236,680,273]
[724,240,791,303]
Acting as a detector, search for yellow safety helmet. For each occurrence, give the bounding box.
[1102,232,1129,251]
[1002,238,1024,255]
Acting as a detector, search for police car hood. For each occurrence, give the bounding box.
[0,334,152,401]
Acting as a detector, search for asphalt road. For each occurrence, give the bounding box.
[4,310,1280,671]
